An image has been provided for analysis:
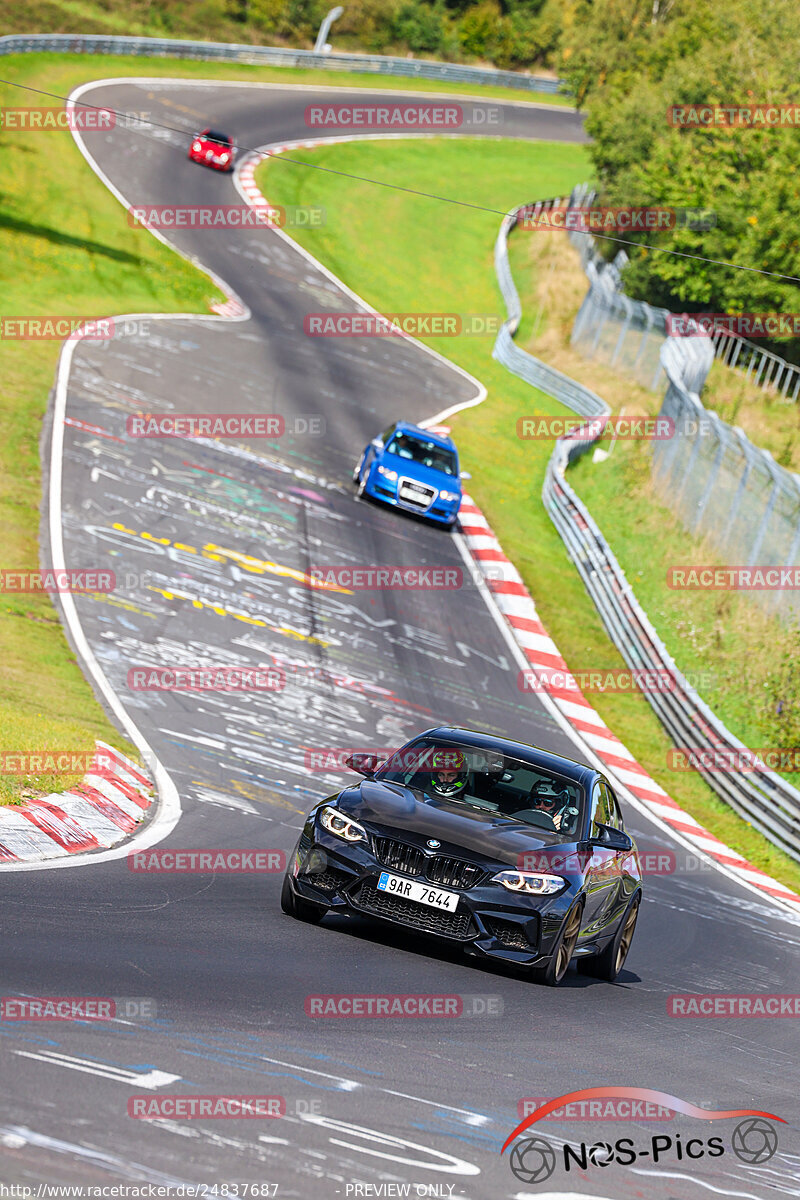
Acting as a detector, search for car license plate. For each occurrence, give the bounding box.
[377,871,459,911]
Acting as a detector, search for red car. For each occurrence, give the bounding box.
[188,128,235,172]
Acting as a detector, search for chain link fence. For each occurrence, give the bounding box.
[653,345,800,620]
[558,187,800,614]
[568,186,800,401]
[493,196,800,865]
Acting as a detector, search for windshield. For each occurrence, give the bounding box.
[385,433,457,478]
[203,131,232,146]
[376,737,584,836]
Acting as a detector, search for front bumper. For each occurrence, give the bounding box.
[189,150,233,171]
[365,475,459,526]
[288,824,577,968]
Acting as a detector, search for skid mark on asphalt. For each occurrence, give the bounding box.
[59,368,557,822]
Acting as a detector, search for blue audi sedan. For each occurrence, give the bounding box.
[352,421,467,527]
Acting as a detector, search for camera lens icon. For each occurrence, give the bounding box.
[509,1136,556,1184]
[731,1118,778,1164]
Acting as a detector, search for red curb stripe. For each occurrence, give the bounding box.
[523,648,568,670]
[590,750,651,777]
[21,801,99,853]
[547,687,597,708]
[488,580,529,597]
[92,773,151,812]
[77,786,139,833]
[507,615,548,635]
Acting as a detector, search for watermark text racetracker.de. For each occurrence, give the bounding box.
[308,566,462,590]
[667,565,800,590]
[667,747,800,772]
[668,103,800,127]
[518,206,716,232]
[125,413,325,438]
[127,665,286,692]
[128,849,286,873]
[518,1096,675,1120]
[0,1187,278,1198]
[304,312,502,337]
[669,994,800,1017]
[517,415,674,440]
[128,1095,284,1119]
[128,204,326,229]
[304,993,503,1017]
[518,665,717,694]
[0,106,150,131]
[1,995,157,1020]
[0,569,115,593]
[304,102,502,129]
[667,313,800,338]
[0,750,115,777]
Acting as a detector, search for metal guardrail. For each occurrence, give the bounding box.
[0,33,565,94]
[493,191,800,864]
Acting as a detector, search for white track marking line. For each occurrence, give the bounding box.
[13,1049,180,1088]
[381,1089,488,1126]
[258,1055,360,1091]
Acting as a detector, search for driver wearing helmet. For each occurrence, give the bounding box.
[529,778,572,830]
[428,748,469,799]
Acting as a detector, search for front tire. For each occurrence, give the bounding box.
[577,893,640,982]
[280,872,327,924]
[531,901,583,987]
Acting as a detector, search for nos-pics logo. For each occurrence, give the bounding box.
[503,1087,782,1185]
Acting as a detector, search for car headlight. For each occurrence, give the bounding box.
[319,806,366,843]
[192,141,202,151]
[220,153,230,161]
[378,465,398,482]
[439,490,459,502]
[492,870,565,895]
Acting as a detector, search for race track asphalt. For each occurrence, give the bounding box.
[1,80,798,1199]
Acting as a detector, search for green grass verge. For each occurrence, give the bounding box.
[258,135,800,894]
[0,50,572,808]
[0,55,230,804]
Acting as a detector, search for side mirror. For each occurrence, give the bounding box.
[344,752,379,779]
[460,471,472,481]
[592,823,633,853]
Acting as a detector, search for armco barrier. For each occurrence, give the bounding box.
[0,33,564,95]
[493,193,800,864]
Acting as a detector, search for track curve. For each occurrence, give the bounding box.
[1,80,798,1199]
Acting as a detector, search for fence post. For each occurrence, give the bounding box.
[690,419,726,533]
[747,457,782,566]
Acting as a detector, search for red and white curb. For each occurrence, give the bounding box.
[237,136,800,913]
[458,494,800,909]
[0,742,154,865]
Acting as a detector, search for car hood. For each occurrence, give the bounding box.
[382,452,460,492]
[337,780,569,867]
